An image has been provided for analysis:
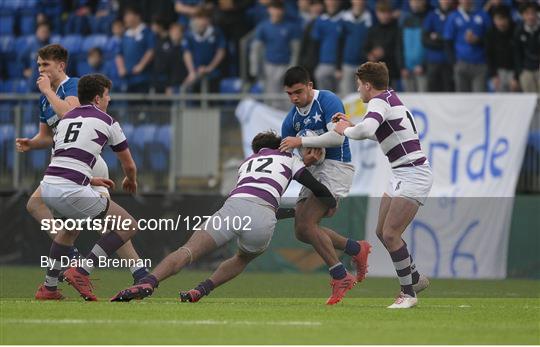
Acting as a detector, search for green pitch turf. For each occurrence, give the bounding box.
[1,266,539,344]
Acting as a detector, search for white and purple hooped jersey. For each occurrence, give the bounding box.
[365,90,426,168]
[230,148,306,209]
[43,105,128,186]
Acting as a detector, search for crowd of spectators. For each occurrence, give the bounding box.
[0,0,539,95]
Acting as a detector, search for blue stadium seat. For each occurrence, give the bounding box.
[0,7,15,35]
[23,123,37,138]
[0,102,13,123]
[60,34,83,56]
[81,34,108,53]
[0,123,14,143]
[101,146,118,171]
[220,78,242,94]
[132,124,157,148]
[29,149,47,170]
[249,81,263,94]
[4,79,30,93]
[22,101,34,123]
[17,0,38,35]
[121,123,134,140]
[156,125,171,149]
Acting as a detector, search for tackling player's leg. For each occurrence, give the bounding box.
[110,230,218,302]
[180,249,260,303]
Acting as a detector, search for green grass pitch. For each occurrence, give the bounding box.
[1,266,539,344]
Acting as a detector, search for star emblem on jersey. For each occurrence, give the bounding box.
[313,112,322,123]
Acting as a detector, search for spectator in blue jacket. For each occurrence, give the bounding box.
[423,0,455,91]
[444,0,491,92]
[115,6,155,93]
[398,0,430,92]
[182,7,226,94]
[250,0,301,102]
[312,0,344,92]
[338,0,373,95]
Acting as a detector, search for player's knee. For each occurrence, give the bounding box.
[382,231,399,248]
[26,198,40,216]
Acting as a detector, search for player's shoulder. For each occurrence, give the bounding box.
[259,148,292,158]
[318,89,342,105]
[369,90,403,108]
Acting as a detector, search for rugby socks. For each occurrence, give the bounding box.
[131,266,150,283]
[401,240,419,284]
[139,275,159,289]
[194,279,215,296]
[329,262,347,280]
[344,239,360,256]
[44,241,71,291]
[410,255,420,285]
[77,231,126,275]
[389,243,415,297]
[67,246,79,260]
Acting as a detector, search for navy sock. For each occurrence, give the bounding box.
[344,239,360,256]
[194,279,215,296]
[329,263,346,280]
[67,246,79,260]
[132,268,150,283]
[140,275,159,288]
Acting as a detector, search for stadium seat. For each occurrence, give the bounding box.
[3,79,30,93]
[60,34,83,56]
[220,78,242,94]
[249,81,263,94]
[23,123,37,138]
[121,123,134,140]
[0,7,15,35]
[0,123,14,142]
[156,125,171,149]
[81,34,109,53]
[100,147,118,171]
[29,149,47,170]
[132,124,157,148]
[17,0,38,35]
[0,102,12,123]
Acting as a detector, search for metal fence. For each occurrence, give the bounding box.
[1,93,539,193]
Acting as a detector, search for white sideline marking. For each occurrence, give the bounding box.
[2,319,321,327]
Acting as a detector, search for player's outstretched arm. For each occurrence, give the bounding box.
[295,170,336,209]
[334,116,379,141]
[16,123,53,152]
[300,122,345,148]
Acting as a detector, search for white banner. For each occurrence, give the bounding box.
[235,94,538,278]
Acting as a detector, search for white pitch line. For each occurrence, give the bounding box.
[1,319,321,327]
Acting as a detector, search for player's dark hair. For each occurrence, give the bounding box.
[78,74,112,105]
[37,44,68,64]
[492,6,511,19]
[251,131,281,153]
[356,62,389,90]
[124,5,142,17]
[283,66,311,87]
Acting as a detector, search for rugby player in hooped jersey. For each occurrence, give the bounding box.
[334,62,433,308]
[110,131,337,302]
[15,44,150,292]
[35,74,140,301]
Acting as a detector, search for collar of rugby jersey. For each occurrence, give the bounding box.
[296,89,320,116]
